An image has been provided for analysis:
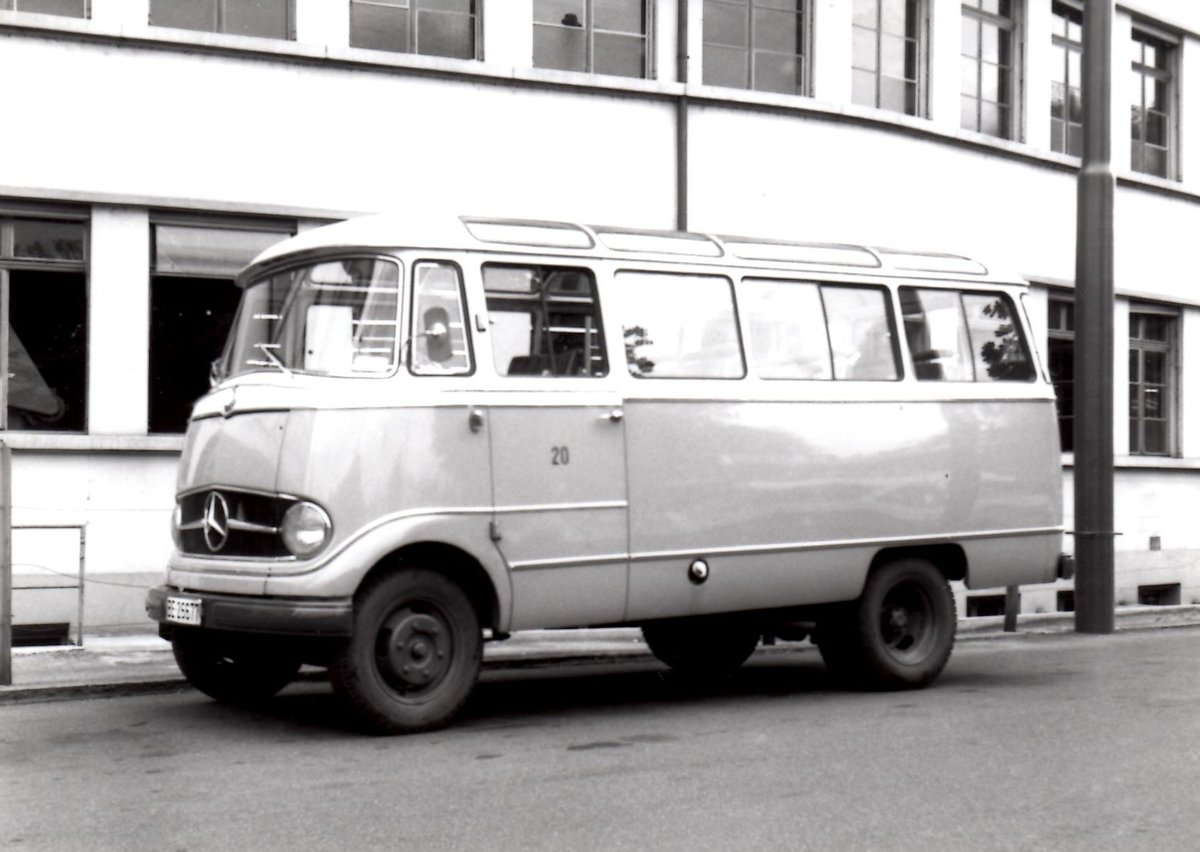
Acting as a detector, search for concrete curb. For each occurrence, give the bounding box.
[3,606,1199,704]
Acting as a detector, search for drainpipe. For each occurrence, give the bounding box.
[676,0,690,232]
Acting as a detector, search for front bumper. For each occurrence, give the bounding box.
[146,585,353,637]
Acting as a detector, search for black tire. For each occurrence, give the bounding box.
[641,617,760,674]
[172,630,301,704]
[815,558,956,690]
[331,568,482,735]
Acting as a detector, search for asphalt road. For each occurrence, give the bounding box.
[3,628,1199,851]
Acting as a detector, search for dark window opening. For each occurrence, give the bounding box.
[1137,583,1180,607]
[1057,590,1075,612]
[7,269,88,432]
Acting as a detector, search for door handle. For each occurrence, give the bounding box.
[468,409,485,433]
[603,409,624,423]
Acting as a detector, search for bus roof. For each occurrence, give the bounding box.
[248,214,1021,285]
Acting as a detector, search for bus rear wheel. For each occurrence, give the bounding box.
[642,617,760,675]
[331,568,482,734]
[816,558,955,690]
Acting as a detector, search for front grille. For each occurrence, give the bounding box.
[178,488,293,559]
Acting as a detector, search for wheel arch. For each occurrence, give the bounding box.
[357,541,502,634]
[869,544,967,584]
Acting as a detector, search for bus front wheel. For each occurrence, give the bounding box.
[331,568,482,734]
[816,558,955,690]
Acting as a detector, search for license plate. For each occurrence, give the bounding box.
[165,596,203,627]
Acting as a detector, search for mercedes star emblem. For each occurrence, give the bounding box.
[203,491,230,553]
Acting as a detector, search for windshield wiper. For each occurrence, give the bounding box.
[253,342,293,376]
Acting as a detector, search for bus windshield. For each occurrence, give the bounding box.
[221,257,402,380]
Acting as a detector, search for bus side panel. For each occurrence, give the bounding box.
[623,396,1061,620]
[962,533,1062,589]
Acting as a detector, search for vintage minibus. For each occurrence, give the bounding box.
[146,214,1072,733]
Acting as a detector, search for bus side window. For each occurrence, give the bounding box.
[615,271,745,379]
[482,264,608,378]
[740,279,833,380]
[901,288,1034,382]
[900,288,974,381]
[821,285,899,381]
[962,293,1036,381]
[410,262,473,376]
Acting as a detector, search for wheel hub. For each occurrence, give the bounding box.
[378,608,451,692]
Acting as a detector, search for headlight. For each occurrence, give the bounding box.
[281,501,332,558]
[171,503,183,549]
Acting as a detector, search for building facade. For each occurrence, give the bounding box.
[2,0,1198,635]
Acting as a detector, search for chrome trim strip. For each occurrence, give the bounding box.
[509,553,629,571]
[629,526,1064,563]
[494,501,628,514]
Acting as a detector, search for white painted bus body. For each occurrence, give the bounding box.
[159,217,1062,629]
[148,215,1066,729]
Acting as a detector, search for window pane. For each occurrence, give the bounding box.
[754,8,799,55]
[411,263,472,376]
[616,272,743,379]
[224,0,290,38]
[417,9,475,58]
[753,50,800,94]
[961,16,978,58]
[149,276,242,433]
[740,279,832,380]
[151,0,218,32]
[7,270,87,432]
[533,24,587,71]
[879,33,907,78]
[351,2,410,52]
[823,286,897,380]
[11,219,85,261]
[705,45,748,87]
[594,0,644,33]
[879,75,913,114]
[154,225,288,277]
[963,293,1034,381]
[534,0,584,26]
[880,0,907,36]
[704,1,748,49]
[484,265,607,378]
[594,32,646,77]
[16,0,87,16]
[901,288,972,381]
[853,0,878,29]
[852,68,876,106]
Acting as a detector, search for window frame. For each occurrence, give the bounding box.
[532,0,653,79]
[960,0,1021,141]
[702,0,810,96]
[148,0,296,40]
[149,217,294,433]
[349,0,481,60]
[1046,294,1074,453]
[1128,305,1178,457]
[409,259,475,377]
[1130,24,1178,181]
[0,210,90,433]
[851,0,928,117]
[0,0,89,17]
[1049,0,1082,156]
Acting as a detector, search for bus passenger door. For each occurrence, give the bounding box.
[481,262,628,629]
[487,396,628,629]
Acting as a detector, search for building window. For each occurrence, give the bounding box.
[0,0,88,16]
[961,0,1017,139]
[1,216,88,432]
[149,222,291,433]
[703,0,807,95]
[1047,296,1073,452]
[1130,28,1175,179]
[350,0,478,59]
[1050,2,1082,156]
[1138,583,1180,606]
[1128,309,1176,456]
[533,1,650,78]
[851,0,924,116]
[149,0,292,40]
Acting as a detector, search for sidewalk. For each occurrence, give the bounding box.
[3,605,1199,704]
